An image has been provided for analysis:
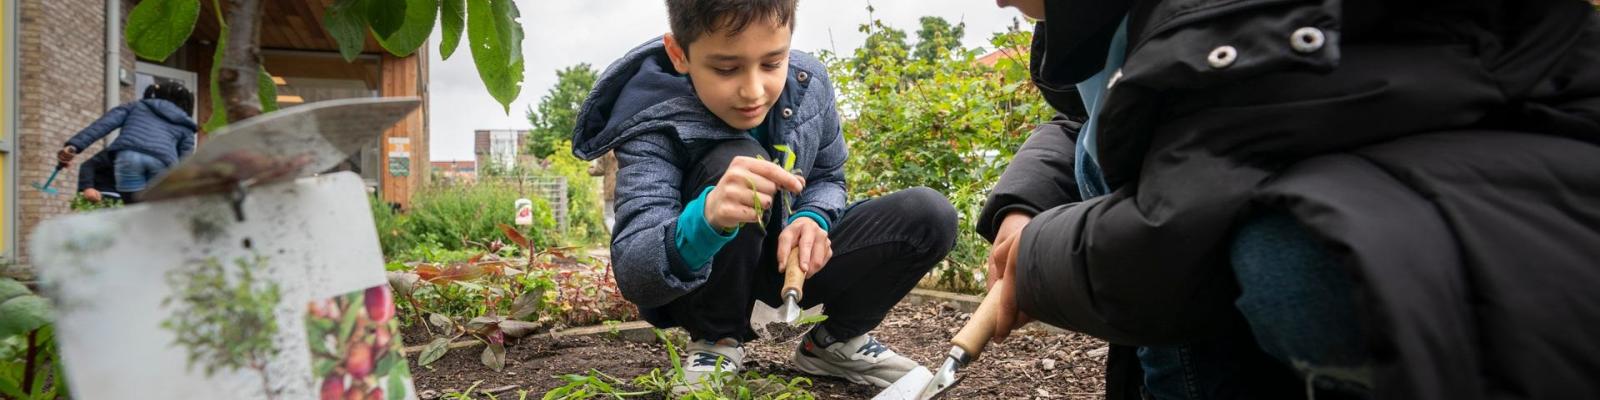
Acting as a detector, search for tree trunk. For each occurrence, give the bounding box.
[219,0,264,123]
[20,330,38,394]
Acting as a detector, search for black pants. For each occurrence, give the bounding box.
[663,140,958,342]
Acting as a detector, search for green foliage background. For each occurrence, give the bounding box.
[527,65,599,159]
[826,16,1051,293]
[371,182,558,259]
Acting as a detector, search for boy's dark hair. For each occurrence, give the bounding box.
[665,0,797,53]
[144,83,195,117]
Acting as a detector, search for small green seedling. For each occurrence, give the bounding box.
[793,314,829,326]
[772,145,803,216]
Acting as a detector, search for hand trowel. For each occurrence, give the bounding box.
[780,249,806,324]
[871,280,1009,399]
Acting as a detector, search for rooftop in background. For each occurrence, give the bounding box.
[977,47,1027,67]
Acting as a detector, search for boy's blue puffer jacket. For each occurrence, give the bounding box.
[65,98,197,167]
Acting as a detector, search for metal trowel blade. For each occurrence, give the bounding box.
[871,366,933,400]
[781,297,801,324]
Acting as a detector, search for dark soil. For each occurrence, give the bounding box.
[410,301,1108,399]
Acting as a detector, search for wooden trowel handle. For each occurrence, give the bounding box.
[951,280,1007,361]
[782,250,806,299]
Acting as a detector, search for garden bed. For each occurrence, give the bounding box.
[408,300,1108,399]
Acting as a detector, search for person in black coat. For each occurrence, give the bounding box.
[75,150,121,204]
[981,0,1600,398]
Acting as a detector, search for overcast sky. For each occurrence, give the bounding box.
[427,1,1029,161]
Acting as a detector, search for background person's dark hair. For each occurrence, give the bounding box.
[665,0,797,54]
[144,83,195,117]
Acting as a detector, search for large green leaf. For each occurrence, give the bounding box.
[323,0,369,62]
[490,0,524,65]
[0,371,21,398]
[365,0,408,40]
[386,368,408,400]
[417,337,450,366]
[509,287,544,320]
[467,0,525,113]
[0,278,28,301]
[439,0,466,60]
[498,320,542,338]
[125,0,200,62]
[375,0,436,57]
[258,67,278,113]
[480,341,506,371]
[0,280,51,338]
[201,2,228,132]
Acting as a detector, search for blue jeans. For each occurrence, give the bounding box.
[1139,211,1373,399]
[114,150,166,193]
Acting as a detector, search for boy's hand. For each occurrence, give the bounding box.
[57,146,78,165]
[777,217,831,278]
[991,265,1034,343]
[82,188,103,203]
[704,156,805,230]
[987,211,1034,343]
[987,211,1032,289]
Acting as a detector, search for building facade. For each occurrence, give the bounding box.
[474,129,527,172]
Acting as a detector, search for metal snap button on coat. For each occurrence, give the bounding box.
[1291,27,1326,53]
[797,71,809,82]
[781,108,794,118]
[1208,46,1237,69]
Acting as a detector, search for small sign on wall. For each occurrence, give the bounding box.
[388,157,410,177]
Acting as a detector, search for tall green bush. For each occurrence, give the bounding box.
[370,182,558,260]
[410,181,556,250]
[825,17,1051,293]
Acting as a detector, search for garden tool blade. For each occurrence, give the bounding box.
[871,366,933,400]
[918,356,963,399]
[31,164,65,196]
[781,292,802,323]
[876,280,1009,399]
[29,182,59,196]
[142,97,420,202]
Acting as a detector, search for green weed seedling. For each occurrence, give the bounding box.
[538,329,816,399]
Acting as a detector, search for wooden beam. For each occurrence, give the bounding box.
[379,53,424,207]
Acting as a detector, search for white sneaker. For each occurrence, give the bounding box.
[675,338,743,394]
[792,330,918,388]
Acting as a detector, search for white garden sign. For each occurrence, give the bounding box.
[29,98,421,400]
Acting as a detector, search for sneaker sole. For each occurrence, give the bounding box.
[792,350,895,388]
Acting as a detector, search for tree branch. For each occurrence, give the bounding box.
[220,0,264,123]
[21,329,38,394]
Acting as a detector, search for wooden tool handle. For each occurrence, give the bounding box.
[951,280,1006,360]
[782,250,806,298]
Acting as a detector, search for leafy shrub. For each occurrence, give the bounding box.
[410,182,558,250]
[1,278,66,399]
[70,194,123,212]
[371,182,559,260]
[825,17,1051,293]
[540,141,608,248]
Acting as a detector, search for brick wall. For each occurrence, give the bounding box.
[12,0,133,270]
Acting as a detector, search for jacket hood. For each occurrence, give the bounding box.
[571,37,740,160]
[141,98,198,130]
[1029,0,1133,120]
